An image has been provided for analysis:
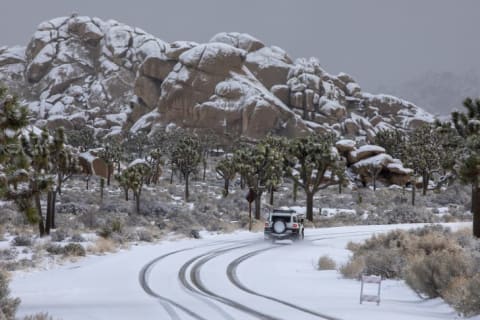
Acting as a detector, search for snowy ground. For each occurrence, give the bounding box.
[11,223,477,320]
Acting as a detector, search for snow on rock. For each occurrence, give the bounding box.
[350,144,385,163]
[352,153,393,170]
[335,139,356,153]
[179,43,245,74]
[0,15,436,142]
[210,32,265,53]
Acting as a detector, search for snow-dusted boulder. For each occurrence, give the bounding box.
[335,139,356,153]
[179,43,245,74]
[210,32,265,52]
[245,46,293,89]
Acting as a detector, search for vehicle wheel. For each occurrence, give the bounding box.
[272,220,286,234]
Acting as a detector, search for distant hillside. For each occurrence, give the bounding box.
[376,70,480,117]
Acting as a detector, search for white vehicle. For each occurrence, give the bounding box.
[264,209,305,241]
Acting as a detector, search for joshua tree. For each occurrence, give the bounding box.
[215,157,236,197]
[448,97,480,237]
[45,127,79,232]
[404,125,443,196]
[284,133,340,221]
[234,141,283,219]
[171,133,202,201]
[115,163,150,214]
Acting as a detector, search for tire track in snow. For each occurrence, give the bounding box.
[139,240,246,320]
[178,242,255,320]
[226,246,340,320]
[183,243,285,320]
[225,231,388,320]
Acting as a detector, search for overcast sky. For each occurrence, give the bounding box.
[1,0,479,92]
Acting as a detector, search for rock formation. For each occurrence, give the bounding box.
[0,16,434,141]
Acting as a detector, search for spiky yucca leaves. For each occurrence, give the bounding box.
[284,133,340,221]
[215,157,236,197]
[171,133,202,201]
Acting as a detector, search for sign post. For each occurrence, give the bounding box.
[360,274,382,305]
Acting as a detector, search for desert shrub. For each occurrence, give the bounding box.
[12,235,32,247]
[56,202,89,215]
[70,234,86,243]
[88,238,116,255]
[22,313,54,320]
[136,229,154,242]
[45,244,64,255]
[0,248,17,261]
[317,255,336,270]
[50,229,67,242]
[79,209,99,229]
[404,250,473,299]
[339,256,365,279]
[98,219,123,238]
[63,243,86,257]
[0,271,21,320]
[360,247,405,278]
[368,205,434,224]
[443,274,480,317]
[343,225,480,316]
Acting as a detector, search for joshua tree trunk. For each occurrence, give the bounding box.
[293,180,298,203]
[46,191,52,235]
[422,172,429,196]
[35,192,45,237]
[223,179,229,197]
[107,166,111,186]
[411,183,416,206]
[185,173,190,201]
[254,191,263,220]
[472,184,480,238]
[269,187,274,206]
[51,190,57,229]
[135,192,140,214]
[306,191,314,221]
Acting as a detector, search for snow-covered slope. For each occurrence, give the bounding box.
[0,16,434,140]
[11,223,473,320]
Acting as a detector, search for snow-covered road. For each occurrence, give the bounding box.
[12,224,471,320]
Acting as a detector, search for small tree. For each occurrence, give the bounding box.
[284,133,339,221]
[234,141,283,219]
[216,157,236,197]
[374,129,407,160]
[115,163,150,214]
[145,148,163,185]
[448,97,480,237]
[171,133,201,201]
[46,127,79,233]
[405,125,443,196]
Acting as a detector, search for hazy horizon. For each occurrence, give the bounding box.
[1,0,479,110]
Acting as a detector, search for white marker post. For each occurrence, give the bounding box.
[360,274,382,305]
